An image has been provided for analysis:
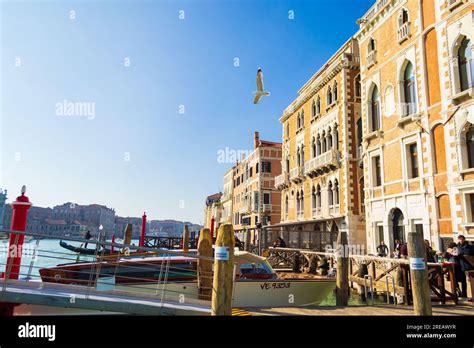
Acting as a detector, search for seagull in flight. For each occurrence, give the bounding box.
[252,67,271,104]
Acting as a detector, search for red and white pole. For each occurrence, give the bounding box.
[210,216,215,239]
[139,212,147,247]
[5,186,32,280]
[0,186,32,316]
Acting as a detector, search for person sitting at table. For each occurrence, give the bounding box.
[424,239,437,263]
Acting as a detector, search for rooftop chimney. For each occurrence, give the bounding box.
[254,131,260,149]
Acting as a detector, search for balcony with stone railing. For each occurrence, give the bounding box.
[297,210,304,220]
[329,204,340,216]
[397,22,410,43]
[312,207,321,219]
[366,50,377,69]
[290,166,305,183]
[275,172,290,190]
[304,149,340,178]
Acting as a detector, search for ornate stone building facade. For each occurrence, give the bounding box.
[274,38,366,251]
[356,0,473,253]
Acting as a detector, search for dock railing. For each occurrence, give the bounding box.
[267,247,459,305]
[0,228,216,314]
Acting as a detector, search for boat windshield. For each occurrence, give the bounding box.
[240,260,274,275]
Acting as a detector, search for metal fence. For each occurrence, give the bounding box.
[0,228,215,315]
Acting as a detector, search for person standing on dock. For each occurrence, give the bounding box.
[456,235,474,298]
[84,230,92,248]
[376,241,388,257]
[394,239,408,304]
[393,239,408,259]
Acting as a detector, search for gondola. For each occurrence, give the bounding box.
[59,240,110,255]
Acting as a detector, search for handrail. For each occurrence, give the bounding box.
[385,274,397,306]
[364,274,374,305]
[268,247,443,267]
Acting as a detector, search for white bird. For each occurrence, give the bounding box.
[252,68,271,104]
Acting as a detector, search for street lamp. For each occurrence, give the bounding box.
[340,217,347,233]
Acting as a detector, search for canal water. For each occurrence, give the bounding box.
[0,238,139,279]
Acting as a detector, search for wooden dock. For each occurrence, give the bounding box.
[247,302,474,316]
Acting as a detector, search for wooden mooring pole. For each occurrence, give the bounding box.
[211,224,235,316]
[336,229,349,306]
[197,228,213,300]
[407,232,432,316]
[123,224,133,246]
[182,224,190,253]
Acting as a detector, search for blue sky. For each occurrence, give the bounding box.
[0,0,373,224]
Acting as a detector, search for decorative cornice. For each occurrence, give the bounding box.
[355,0,405,41]
[280,53,359,124]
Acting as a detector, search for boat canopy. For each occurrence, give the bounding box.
[234,251,267,266]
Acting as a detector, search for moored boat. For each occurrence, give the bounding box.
[39,251,335,307]
[59,240,114,255]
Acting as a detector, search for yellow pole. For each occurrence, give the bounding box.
[407,232,432,315]
[336,230,349,306]
[197,228,213,300]
[123,224,133,245]
[211,224,235,316]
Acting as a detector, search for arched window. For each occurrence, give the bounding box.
[300,146,305,166]
[334,180,339,205]
[311,186,316,211]
[297,114,301,129]
[327,127,333,149]
[285,195,289,217]
[370,85,380,131]
[296,191,300,216]
[403,62,417,115]
[459,38,473,92]
[355,74,361,98]
[367,38,377,67]
[316,185,321,209]
[301,110,305,127]
[316,96,321,115]
[311,137,316,158]
[333,81,338,102]
[328,181,333,206]
[300,190,304,215]
[322,131,327,153]
[392,208,405,245]
[398,8,409,26]
[297,148,301,167]
[368,38,376,53]
[317,135,321,156]
[334,124,339,150]
[312,100,317,118]
[466,125,474,168]
[327,86,333,106]
[286,158,290,172]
